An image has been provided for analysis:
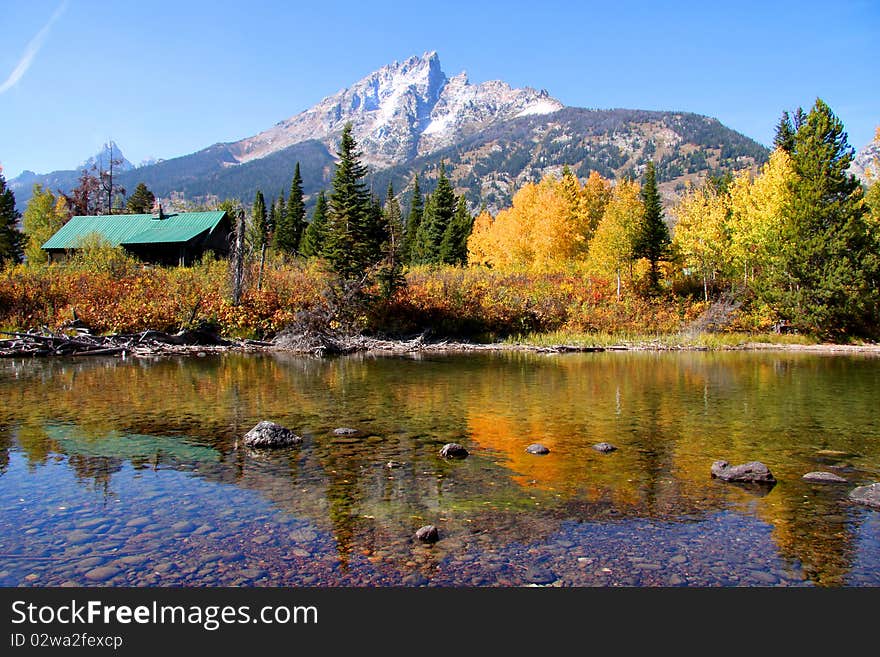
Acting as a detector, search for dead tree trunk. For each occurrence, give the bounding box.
[231,208,246,306]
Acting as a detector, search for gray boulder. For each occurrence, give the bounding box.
[711,460,776,484]
[526,443,550,455]
[440,443,469,458]
[802,471,848,484]
[415,525,439,544]
[592,442,617,453]
[849,483,880,508]
[243,421,302,448]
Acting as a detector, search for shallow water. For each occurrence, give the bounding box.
[0,350,878,587]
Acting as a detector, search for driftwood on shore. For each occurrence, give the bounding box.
[271,329,612,356]
[0,328,272,359]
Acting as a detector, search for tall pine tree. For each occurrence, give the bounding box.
[248,190,269,254]
[403,174,423,265]
[0,170,24,265]
[439,195,473,265]
[300,191,328,258]
[324,123,379,280]
[376,182,406,298]
[776,98,879,337]
[415,164,456,265]
[275,163,306,255]
[633,161,671,293]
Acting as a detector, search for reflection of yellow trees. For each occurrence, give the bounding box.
[1,351,877,585]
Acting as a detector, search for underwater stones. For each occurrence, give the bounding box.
[243,421,302,448]
[711,460,776,484]
[526,443,550,455]
[332,427,360,436]
[849,483,880,508]
[440,443,469,459]
[802,471,848,484]
[415,525,439,544]
[592,442,617,453]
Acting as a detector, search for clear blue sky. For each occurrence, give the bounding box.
[1,0,877,179]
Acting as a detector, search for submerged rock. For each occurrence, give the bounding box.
[440,443,469,459]
[243,421,302,448]
[849,483,880,508]
[332,427,360,436]
[802,471,848,484]
[415,525,439,544]
[592,442,617,453]
[526,443,550,455]
[711,460,776,484]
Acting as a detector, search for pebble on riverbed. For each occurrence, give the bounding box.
[592,442,617,453]
[242,421,302,448]
[332,427,360,436]
[802,471,848,484]
[526,443,550,455]
[849,483,880,508]
[711,460,776,484]
[415,525,439,544]
[440,443,469,459]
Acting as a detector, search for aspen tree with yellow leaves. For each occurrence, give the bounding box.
[588,178,642,299]
[672,183,732,301]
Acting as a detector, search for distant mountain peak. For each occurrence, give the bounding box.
[81,140,134,172]
[232,51,564,167]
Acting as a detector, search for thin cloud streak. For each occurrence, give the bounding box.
[0,1,69,95]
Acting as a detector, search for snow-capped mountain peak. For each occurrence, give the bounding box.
[232,52,563,167]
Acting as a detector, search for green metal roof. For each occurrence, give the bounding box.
[42,211,227,250]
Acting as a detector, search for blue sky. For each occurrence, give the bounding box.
[1,0,877,179]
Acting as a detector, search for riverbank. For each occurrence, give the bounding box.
[4,326,877,359]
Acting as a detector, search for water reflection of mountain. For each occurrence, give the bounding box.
[1,351,878,585]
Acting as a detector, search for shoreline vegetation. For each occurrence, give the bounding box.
[2,105,878,355]
[2,323,878,360]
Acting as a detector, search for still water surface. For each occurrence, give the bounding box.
[0,350,878,586]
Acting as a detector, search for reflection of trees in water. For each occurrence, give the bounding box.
[0,425,11,474]
[1,351,877,584]
[67,454,123,500]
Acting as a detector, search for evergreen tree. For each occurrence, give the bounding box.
[0,171,24,265]
[324,123,378,280]
[248,190,269,253]
[633,161,671,293]
[439,195,473,265]
[415,164,456,265]
[376,182,406,298]
[773,111,797,153]
[403,174,423,264]
[125,182,156,214]
[300,191,328,258]
[776,98,879,337]
[275,163,306,255]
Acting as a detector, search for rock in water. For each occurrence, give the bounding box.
[415,525,439,544]
[526,443,550,455]
[711,460,776,484]
[802,471,848,484]
[440,443,469,458]
[849,483,880,508]
[243,421,302,448]
[592,442,617,453]
[333,427,359,436]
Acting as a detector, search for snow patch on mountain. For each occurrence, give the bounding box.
[231,52,564,168]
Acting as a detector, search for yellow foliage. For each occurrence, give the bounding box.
[727,148,795,284]
[671,183,732,298]
[465,169,613,271]
[588,178,642,296]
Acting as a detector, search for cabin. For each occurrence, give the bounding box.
[41,207,231,266]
